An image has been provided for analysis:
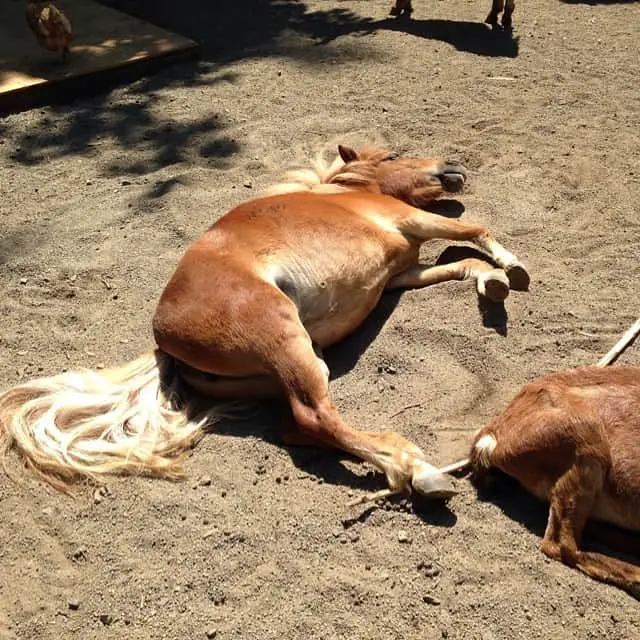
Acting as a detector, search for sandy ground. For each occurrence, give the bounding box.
[1,0,639,638]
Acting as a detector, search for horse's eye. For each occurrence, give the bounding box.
[384,152,400,161]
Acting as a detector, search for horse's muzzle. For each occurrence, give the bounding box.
[436,162,468,193]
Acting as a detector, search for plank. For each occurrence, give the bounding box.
[0,0,197,110]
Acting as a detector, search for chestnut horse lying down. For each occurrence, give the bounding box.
[0,145,529,497]
[390,0,516,31]
[469,359,640,598]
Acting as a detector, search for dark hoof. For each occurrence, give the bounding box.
[505,262,530,291]
[485,12,499,26]
[478,271,510,302]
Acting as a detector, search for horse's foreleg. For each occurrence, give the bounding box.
[396,211,530,291]
[386,258,510,302]
[473,232,529,290]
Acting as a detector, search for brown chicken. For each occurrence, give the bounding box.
[26,0,73,62]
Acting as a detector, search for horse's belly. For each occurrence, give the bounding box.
[301,280,388,348]
[273,258,394,348]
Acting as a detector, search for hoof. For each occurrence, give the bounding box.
[411,460,459,500]
[505,262,530,291]
[630,583,640,601]
[485,12,499,26]
[477,270,510,302]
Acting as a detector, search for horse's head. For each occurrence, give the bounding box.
[336,145,467,207]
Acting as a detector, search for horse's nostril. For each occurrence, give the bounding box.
[439,172,465,193]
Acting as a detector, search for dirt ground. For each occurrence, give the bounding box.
[1,0,639,638]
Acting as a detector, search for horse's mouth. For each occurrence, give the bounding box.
[431,162,467,193]
[439,171,466,193]
[437,162,467,193]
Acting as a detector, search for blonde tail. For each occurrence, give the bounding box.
[0,351,206,491]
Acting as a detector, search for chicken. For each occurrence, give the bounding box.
[25,0,73,62]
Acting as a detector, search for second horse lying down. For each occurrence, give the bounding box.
[0,144,529,499]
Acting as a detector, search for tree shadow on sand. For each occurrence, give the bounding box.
[2,68,241,177]
[99,1,518,61]
[2,1,517,171]
[0,2,373,172]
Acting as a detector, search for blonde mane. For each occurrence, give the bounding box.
[263,146,393,197]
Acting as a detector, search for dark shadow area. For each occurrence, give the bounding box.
[472,470,640,565]
[98,1,379,63]
[424,198,466,219]
[2,2,518,168]
[2,68,240,176]
[309,15,519,58]
[101,2,519,59]
[324,290,403,380]
[411,496,458,526]
[325,237,509,380]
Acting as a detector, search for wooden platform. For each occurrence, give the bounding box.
[0,0,197,112]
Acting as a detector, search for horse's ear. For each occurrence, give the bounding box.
[338,145,359,163]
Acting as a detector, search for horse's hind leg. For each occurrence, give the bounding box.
[396,210,530,291]
[386,258,510,302]
[542,456,640,598]
[262,298,455,498]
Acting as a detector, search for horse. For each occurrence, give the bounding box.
[0,144,529,499]
[469,362,640,598]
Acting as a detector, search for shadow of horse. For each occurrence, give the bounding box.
[335,17,520,58]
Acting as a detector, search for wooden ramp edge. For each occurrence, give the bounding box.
[0,0,198,113]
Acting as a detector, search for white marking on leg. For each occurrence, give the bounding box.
[475,235,519,269]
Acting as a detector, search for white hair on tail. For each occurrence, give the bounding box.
[0,352,216,490]
[473,433,497,468]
